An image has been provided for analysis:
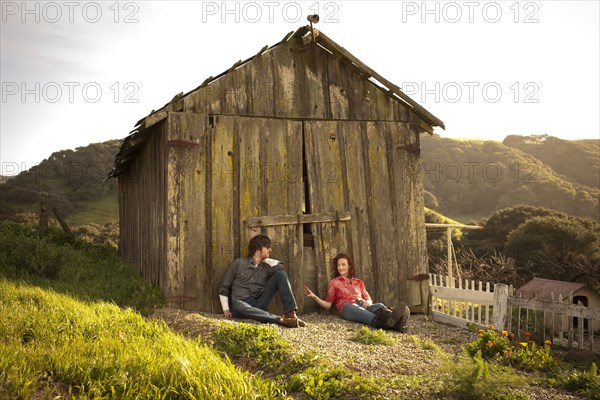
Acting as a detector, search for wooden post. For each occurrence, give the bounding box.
[446,226,453,287]
[53,208,73,237]
[38,191,48,237]
[492,283,509,331]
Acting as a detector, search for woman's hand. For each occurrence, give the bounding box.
[303,285,316,298]
[304,285,333,311]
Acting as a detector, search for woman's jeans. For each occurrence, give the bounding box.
[341,302,386,325]
[231,270,298,324]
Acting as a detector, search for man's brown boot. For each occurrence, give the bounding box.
[284,310,307,327]
[279,317,299,328]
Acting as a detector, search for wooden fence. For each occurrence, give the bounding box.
[429,274,600,353]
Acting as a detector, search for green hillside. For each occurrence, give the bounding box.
[420,134,599,221]
[503,134,599,188]
[0,140,121,225]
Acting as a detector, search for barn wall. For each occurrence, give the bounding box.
[182,39,412,123]
[118,124,167,291]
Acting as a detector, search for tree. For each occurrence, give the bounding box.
[461,205,563,256]
[505,215,600,285]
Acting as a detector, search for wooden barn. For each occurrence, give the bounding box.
[109,23,444,314]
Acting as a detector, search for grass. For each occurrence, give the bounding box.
[65,190,119,226]
[0,222,160,313]
[0,280,280,399]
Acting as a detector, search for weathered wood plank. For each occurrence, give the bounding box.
[238,117,263,253]
[325,121,373,289]
[431,310,477,328]
[178,38,419,123]
[118,123,167,291]
[209,116,236,310]
[365,121,396,306]
[144,110,168,129]
[388,122,429,304]
[246,211,351,228]
[315,29,445,129]
[262,118,303,313]
[285,119,305,310]
[165,112,207,310]
[304,121,350,299]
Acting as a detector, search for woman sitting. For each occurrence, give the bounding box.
[303,253,409,332]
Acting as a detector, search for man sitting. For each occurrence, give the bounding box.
[218,235,306,328]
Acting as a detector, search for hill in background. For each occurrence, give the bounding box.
[503,134,599,188]
[0,140,121,228]
[420,134,599,222]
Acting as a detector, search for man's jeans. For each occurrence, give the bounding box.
[231,270,298,323]
[341,302,386,325]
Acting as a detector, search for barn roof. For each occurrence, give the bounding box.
[109,25,444,179]
[515,278,589,301]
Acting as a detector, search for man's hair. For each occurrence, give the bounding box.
[248,235,272,257]
[332,253,355,279]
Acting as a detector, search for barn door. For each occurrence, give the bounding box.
[205,115,306,312]
[302,120,425,307]
[302,121,353,300]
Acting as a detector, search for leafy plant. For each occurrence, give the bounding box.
[286,366,381,400]
[350,326,396,345]
[437,351,529,400]
[466,326,558,372]
[558,363,600,399]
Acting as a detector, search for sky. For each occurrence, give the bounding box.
[1,0,599,174]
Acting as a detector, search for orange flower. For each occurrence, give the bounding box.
[545,340,552,346]
[488,325,494,329]
[478,329,484,334]
[524,331,533,337]
[501,330,508,336]
[487,341,493,348]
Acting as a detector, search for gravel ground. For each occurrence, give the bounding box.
[152,308,585,399]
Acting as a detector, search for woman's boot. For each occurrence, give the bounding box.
[375,305,404,328]
[391,303,410,333]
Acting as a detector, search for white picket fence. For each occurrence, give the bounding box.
[429,274,600,353]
